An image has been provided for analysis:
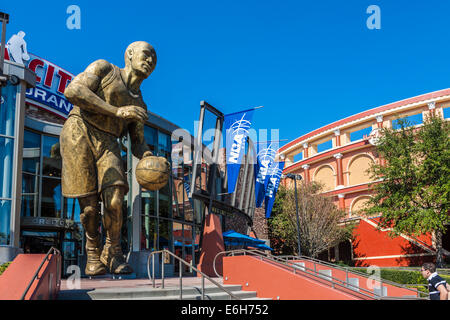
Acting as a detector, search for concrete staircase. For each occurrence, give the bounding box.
[57,279,271,300]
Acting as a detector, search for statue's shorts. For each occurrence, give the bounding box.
[60,115,129,198]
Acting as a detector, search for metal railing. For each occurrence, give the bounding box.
[277,254,429,298]
[147,249,240,300]
[21,247,61,300]
[214,249,428,300]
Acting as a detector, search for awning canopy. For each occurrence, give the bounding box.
[174,240,198,248]
[223,230,273,250]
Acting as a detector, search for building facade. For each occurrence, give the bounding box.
[278,90,450,266]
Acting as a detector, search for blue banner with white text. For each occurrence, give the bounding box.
[224,108,255,194]
[254,141,279,208]
[264,161,285,218]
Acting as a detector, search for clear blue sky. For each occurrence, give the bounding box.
[3,0,450,147]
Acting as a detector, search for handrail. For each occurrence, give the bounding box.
[147,249,240,300]
[277,255,429,297]
[214,249,428,300]
[21,246,61,300]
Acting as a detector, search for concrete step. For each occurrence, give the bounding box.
[58,284,245,300]
[112,290,260,300]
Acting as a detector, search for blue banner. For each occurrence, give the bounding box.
[224,108,255,194]
[183,175,194,206]
[264,161,285,218]
[254,142,279,208]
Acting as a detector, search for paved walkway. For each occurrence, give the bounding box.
[60,276,224,291]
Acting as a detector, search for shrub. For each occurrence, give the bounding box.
[0,262,11,276]
[352,267,450,296]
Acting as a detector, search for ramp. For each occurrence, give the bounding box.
[221,250,423,300]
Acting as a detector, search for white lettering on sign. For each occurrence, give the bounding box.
[256,158,272,184]
[228,113,251,164]
[228,133,244,164]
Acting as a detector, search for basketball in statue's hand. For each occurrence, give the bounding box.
[135,156,170,191]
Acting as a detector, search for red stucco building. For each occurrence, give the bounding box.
[278,89,450,266]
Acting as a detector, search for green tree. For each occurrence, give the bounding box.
[365,114,450,267]
[269,182,353,258]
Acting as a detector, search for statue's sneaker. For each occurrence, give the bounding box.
[85,260,107,276]
[85,249,107,276]
[100,246,133,274]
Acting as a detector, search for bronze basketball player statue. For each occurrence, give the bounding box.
[60,41,159,275]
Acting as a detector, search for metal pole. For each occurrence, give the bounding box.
[161,252,165,289]
[179,259,182,300]
[237,137,250,210]
[0,12,10,99]
[189,104,205,198]
[292,176,302,257]
[202,275,205,300]
[152,254,155,288]
[0,12,8,75]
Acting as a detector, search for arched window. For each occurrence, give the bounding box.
[313,165,335,191]
[350,195,373,217]
[347,154,375,186]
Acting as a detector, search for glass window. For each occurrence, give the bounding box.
[0,200,11,245]
[21,195,37,217]
[0,137,14,199]
[141,215,156,250]
[22,172,38,194]
[42,135,61,177]
[21,173,39,217]
[0,84,16,137]
[142,190,156,217]
[144,125,157,154]
[41,177,62,218]
[157,131,171,158]
[64,198,80,221]
[158,218,172,250]
[159,184,171,218]
[23,130,40,174]
[172,180,183,219]
[170,140,183,174]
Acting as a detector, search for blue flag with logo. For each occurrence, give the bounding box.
[254,142,279,208]
[264,161,285,218]
[224,108,255,194]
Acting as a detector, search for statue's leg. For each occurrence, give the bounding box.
[78,195,107,276]
[100,186,133,274]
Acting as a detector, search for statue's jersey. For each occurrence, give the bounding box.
[60,62,147,197]
[69,63,147,137]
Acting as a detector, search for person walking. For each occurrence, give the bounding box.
[421,262,449,300]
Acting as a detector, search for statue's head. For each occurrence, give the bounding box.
[124,41,156,78]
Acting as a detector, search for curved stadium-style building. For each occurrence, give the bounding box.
[278,89,450,267]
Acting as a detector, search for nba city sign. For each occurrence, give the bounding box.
[4,31,74,118]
